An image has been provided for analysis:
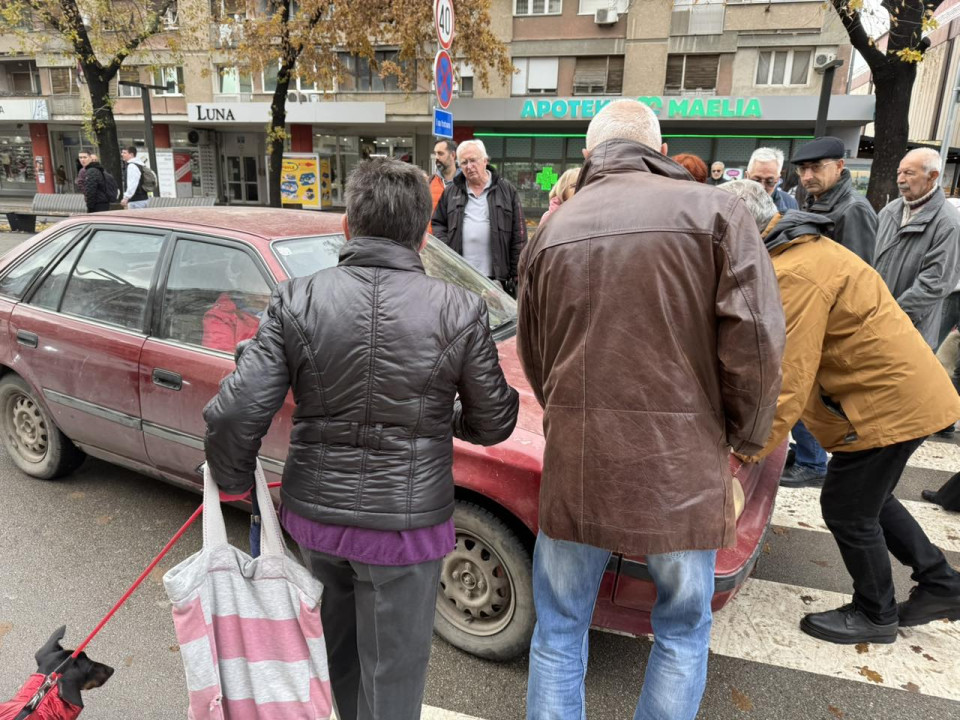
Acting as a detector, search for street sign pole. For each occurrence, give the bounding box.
[119,80,173,174]
[433,0,455,140]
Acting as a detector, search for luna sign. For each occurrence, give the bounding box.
[521,96,763,120]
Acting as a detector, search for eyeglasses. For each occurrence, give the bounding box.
[795,160,839,176]
[748,176,779,188]
[459,157,484,167]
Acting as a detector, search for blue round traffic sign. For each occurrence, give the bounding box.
[435,50,453,109]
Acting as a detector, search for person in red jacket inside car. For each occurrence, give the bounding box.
[202,256,262,352]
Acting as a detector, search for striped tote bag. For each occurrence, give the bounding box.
[164,461,333,719]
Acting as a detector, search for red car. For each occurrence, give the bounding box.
[0,209,785,661]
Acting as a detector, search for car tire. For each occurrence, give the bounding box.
[434,500,535,661]
[0,374,84,480]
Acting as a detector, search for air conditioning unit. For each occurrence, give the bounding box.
[594,8,618,24]
[307,93,321,102]
[287,90,300,102]
[814,52,837,71]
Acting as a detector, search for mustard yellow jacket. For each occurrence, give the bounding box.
[753,213,960,458]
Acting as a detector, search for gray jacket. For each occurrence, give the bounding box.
[874,187,960,348]
[803,169,877,265]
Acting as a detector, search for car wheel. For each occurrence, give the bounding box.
[434,500,535,661]
[0,374,84,480]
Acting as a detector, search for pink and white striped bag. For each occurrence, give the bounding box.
[163,461,333,719]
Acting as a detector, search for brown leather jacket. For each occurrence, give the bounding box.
[516,140,785,556]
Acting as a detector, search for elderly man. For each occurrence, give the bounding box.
[747,147,798,213]
[431,139,526,294]
[781,136,879,489]
[708,160,727,185]
[874,148,960,349]
[517,100,784,720]
[720,179,960,644]
[204,157,519,720]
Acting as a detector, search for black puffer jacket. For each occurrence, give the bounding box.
[431,167,527,282]
[203,236,519,531]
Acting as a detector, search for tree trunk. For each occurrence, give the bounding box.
[85,70,123,193]
[267,69,293,209]
[866,60,917,211]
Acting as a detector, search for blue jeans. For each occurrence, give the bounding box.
[792,419,828,474]
[526,531,716,720]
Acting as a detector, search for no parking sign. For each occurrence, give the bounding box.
[434,50,454,110]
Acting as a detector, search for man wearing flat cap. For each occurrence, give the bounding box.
[780,136,879,489]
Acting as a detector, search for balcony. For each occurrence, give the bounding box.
[213,93,255,103]
[48,95,84,116]
[671,4,725,36]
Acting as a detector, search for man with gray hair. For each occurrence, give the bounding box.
[204,157,519,720]
[719,178,960,645]
[431,138,526,294]
[747,147,798,213]
[517,100,785,719]
[874,147,960,349]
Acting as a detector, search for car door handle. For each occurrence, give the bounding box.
[16,330,38,348]
[152,368,182,391]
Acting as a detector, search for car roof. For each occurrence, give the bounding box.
[71,207,345,241]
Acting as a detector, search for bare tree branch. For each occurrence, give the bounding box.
[832,1,886,70]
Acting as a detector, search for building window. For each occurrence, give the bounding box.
[514,0,562,15]
[1,60,42,95]
[457,63,474,97]
[216,66,253,94]
[573,56,624,95]
[153,66,185,96]
[756,49,811,86]
[511,57,559,96]
[579,0,627,14]
[115,67,142,97]
[338,51,415,93]
[49,67,79,95]
[664,54,718,95]
[210,0,245,21]
[261,64,332,94]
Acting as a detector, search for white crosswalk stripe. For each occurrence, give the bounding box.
[908,440,960,473]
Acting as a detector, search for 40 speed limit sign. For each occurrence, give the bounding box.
[435,0,454,50]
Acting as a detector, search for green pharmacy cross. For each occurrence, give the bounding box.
[536,166,559,192]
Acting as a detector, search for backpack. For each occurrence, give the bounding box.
[140,165,158,194]
[102,168,120,202]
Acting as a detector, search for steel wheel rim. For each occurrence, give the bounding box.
[437,529,516,637]
[5,392,48,464]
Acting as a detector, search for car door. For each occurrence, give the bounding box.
[8,226,168,464]
[138,234,292,486]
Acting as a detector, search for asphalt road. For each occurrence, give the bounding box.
[1,228,959,719]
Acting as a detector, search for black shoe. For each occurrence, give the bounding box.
[898,586,960,627]
[785,448,796,468]
[934,424,956,439]
[800,604,898,644]
[921,489,939,504]
[779,464,826,488]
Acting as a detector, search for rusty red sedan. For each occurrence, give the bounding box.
[0,208,784,660]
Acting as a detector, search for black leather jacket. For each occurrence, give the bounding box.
[802,169,878,265]
[203,236,519,531]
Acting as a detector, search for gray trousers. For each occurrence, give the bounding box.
[299,547,442,720]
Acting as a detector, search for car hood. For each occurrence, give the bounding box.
[496,336,544,436]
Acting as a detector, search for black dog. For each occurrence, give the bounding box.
[0,626,113,720]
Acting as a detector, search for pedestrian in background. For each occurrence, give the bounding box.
[203,157,519,720]
[430,139,457,216]
[538,167,580,224]
[746,147,798,213]
[720,179,960,644]
[81,154,114,213]
[672,153,708,183]
[781,136,879,489]
[431,139,527,295]
[120,146,149,209]
[517,99,784,720]
[74,151,91,193]
[708,160,727,185]
[54,164,66,194]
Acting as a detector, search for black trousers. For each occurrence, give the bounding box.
[821,437,960,624]
[299,547,442,720]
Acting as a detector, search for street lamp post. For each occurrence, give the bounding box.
[814,58,844,139]
[118,80,173,174]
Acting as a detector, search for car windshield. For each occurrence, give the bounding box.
[272,234,518,333]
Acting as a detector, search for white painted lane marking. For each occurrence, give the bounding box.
[421,707,487,719]
[910,441,960,473]
[773,486,960,553]
[711,578,960,701]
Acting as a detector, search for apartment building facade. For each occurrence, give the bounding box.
[0,0,873,216]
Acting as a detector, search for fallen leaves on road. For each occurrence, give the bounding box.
[730,687,753,711]
[828,705,844,718]
[169,645,180,652]
[771,527,788,536]
[800,594,816,605]
[124,656,134,667]
[810,560,831,567]
[910,645,923,654]
[95,515,113,526]
[0,621,12,649]
[857,666,883,684]
[901,682,920,693]
[855,643,869,654]
[798,521,814,528]
[69,491,85,499]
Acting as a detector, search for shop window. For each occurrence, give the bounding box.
[337,51,415,93]
[216,66,253,94]
[573,56,624,95]
[153,66,185,96]
[756,49,811,86]
[312,134,412,205]
[49,67,79,96]
[0,135,38,192]
[514,0,562,15]
[511,57,558,96]
[160,240,271,353]
[113,67,142,97]
[60,230,165,332]
[664,54,718,95]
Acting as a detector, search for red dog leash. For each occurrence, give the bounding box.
[13,482,279,719]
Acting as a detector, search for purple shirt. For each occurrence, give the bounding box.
[280,505,455,566]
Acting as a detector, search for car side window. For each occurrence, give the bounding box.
[160,239,272,353]
[30,242,84,311]
[0,229,81,299]
[60,230,165,331]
